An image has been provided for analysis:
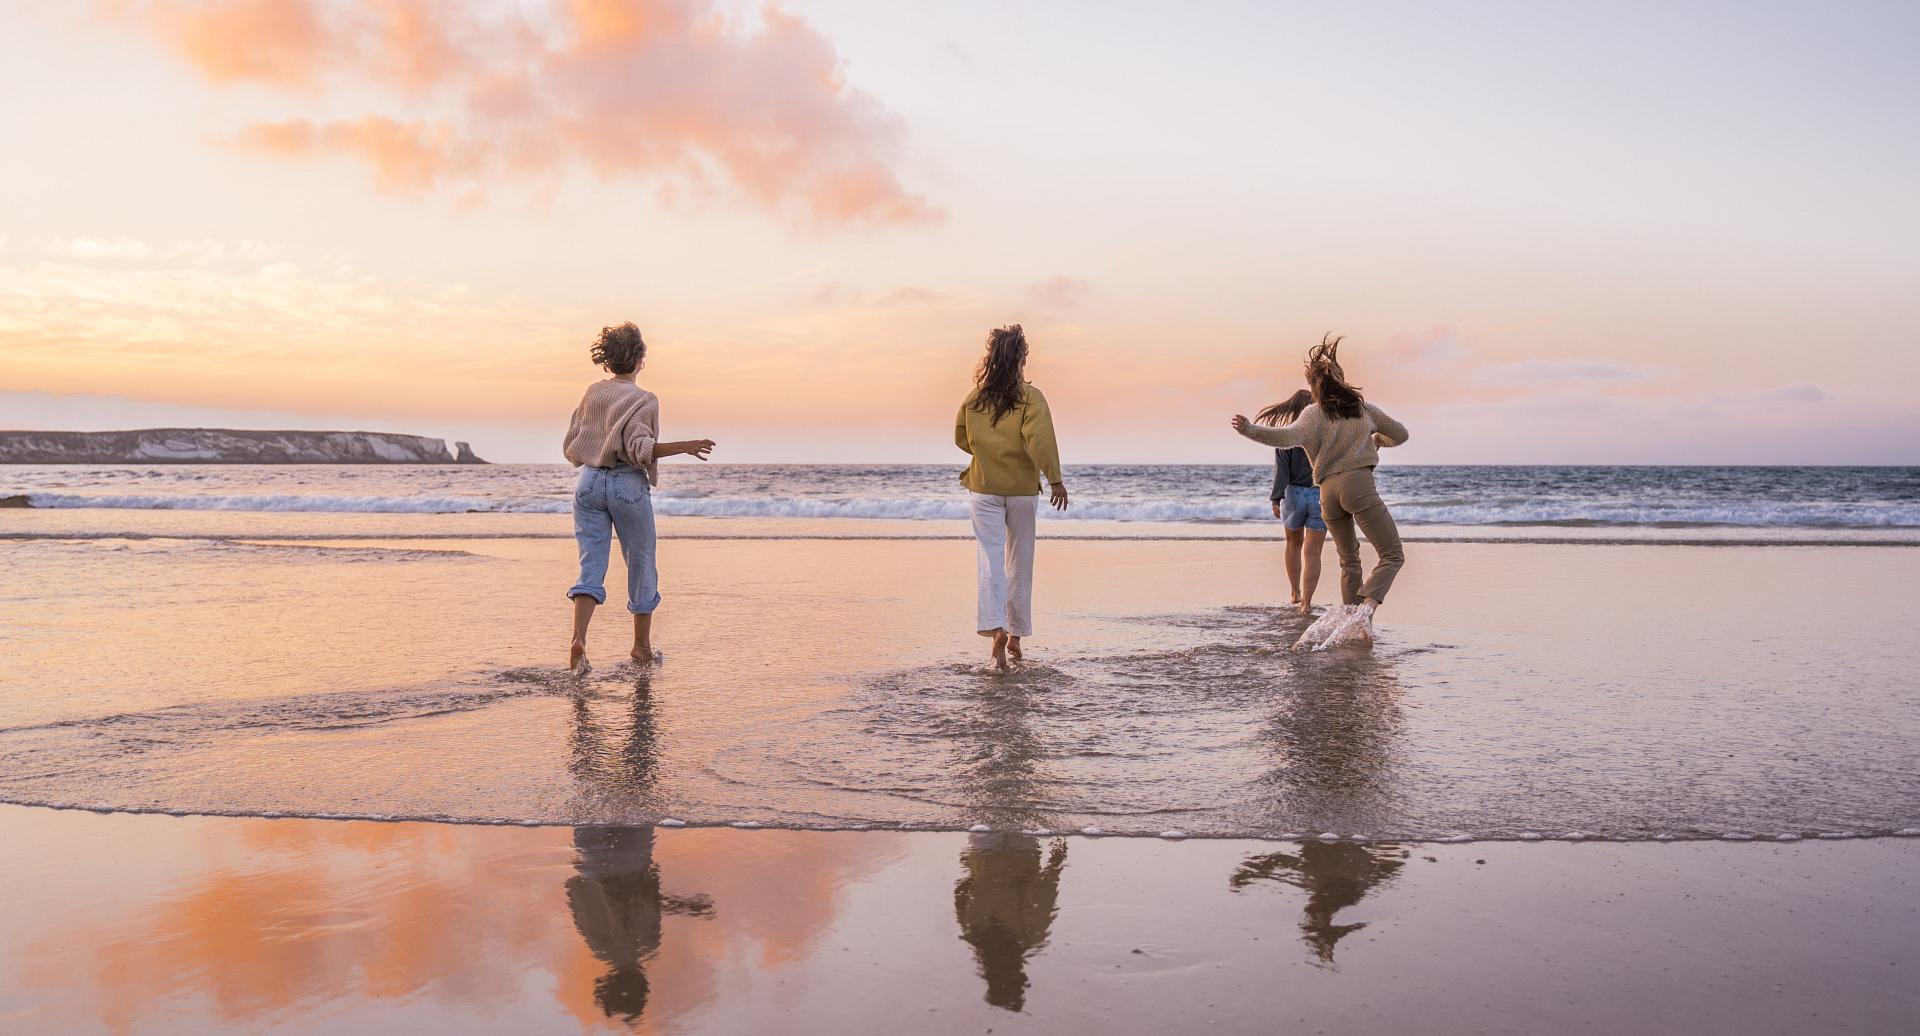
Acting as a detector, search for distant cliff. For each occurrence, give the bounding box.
[0,429,488,464]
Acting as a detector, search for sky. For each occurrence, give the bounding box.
[1,0,1915,464]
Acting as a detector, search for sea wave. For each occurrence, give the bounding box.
[8,490,1920,527]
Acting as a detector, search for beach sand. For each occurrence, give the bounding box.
[1,805,1915,1034]
[2,518,1916,1031]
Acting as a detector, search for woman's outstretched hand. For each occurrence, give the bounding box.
[1230,414,1251,434]
[675,439,715,461]
[1049,482,1070,511]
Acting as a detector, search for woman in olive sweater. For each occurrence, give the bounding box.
[955,325,1068,670]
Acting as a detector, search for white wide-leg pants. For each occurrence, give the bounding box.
[969,491,1038,637]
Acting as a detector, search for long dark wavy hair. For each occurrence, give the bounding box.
[970,324,1030,425]
[1256,388,1313,427]
[1304,333,1365,420]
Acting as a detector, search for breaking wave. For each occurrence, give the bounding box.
[9,489,1920,528]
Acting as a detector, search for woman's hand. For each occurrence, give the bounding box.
[685,439,715,461]
[1049,482,1069,511]
[1272,502,1284,520]
[1230,414,1251,434]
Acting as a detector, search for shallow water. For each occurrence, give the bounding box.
[1,523,1914,841]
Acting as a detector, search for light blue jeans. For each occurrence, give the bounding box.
[568,465,661,614]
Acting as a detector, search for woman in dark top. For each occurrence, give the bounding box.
[1259,389,1326,614]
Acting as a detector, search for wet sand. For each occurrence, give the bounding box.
[1,805,1915,1034]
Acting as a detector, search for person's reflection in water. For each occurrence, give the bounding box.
[1255,648,1405,840]
[953,832,1067,1012]
[566,671,711,1026]
[569,671,663,815]
[1230,840,1407,967]
[566,825,716,1025]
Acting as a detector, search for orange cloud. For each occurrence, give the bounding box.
[107,0,938,225]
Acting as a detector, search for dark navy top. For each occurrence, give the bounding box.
[1270,446,1314,502]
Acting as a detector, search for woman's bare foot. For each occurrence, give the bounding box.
[1289,590,1302,604]
[1297,600,1314,616]
[990,630,1010,670]
[630,644,658,665]
[569,640,589,673]
[1007,635,1023,664]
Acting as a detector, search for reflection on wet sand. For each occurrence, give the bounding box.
[954,832,1069,1012]
[953,668,1055,830]
[1252,647,1407,836]
[568,671,664,818]
[4,806,897,1032]
[566,826,715,1026]
[1231,841,1409,966]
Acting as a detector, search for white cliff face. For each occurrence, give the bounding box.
[0,430,486,464]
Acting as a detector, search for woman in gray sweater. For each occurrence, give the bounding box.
[1230,335,1408,644]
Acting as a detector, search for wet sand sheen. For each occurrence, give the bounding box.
[1,535,1916,839]
[1,805,1915,1034]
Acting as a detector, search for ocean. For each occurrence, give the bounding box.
[6,463,1919,532]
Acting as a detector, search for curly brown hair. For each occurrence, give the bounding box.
[591,323,646,375]
[969,324,1029,425]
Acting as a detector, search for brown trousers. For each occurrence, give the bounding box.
[1317,467,1404,605]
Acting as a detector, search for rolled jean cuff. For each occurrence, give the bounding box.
[567,585,607,605]
[626,591,662,615]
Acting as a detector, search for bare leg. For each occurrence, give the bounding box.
[570,594,596,671]
[631,612,655,664]
[987,628,1010,670]
[1300,528,1326,614]
[1283,527,1304,604]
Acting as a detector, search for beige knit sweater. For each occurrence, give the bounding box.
[563,378,660,484]
[1236,401,1408,484]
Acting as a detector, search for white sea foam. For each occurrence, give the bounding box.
[13,486,1919,528]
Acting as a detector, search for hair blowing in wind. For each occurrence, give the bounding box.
[971,325,1030,425]
[1305,333,1366,420]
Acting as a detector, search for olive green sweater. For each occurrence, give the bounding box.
[1236,402,1409,484]
[955,383,1064,496]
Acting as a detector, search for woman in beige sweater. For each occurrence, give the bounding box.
[955,325,1068,670]
[562,323,715,672]
[1230,335,1408,646]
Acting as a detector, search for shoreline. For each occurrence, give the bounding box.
[7,800,1919,845]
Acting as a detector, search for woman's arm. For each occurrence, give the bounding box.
[955,403,972,454]
[656,439,715,460]
[1366,404,1409,447]
[1230,414,1306,448]
[1021,389,1068,510]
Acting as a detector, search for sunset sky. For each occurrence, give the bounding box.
[2,0,1915,464]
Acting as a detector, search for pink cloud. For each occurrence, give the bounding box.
[1027,275,1089,310]
[107,0,938,225]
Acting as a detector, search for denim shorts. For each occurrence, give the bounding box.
[1281,484,1326,532]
